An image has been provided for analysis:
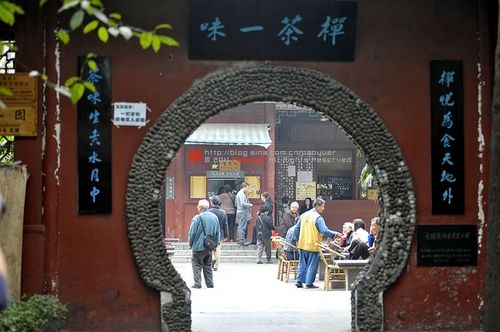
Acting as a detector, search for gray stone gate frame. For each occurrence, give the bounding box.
[125,65,416,332]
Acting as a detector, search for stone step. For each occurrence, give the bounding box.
[171,242,263,251]
[170,255,278,264]
[168,242,278,264]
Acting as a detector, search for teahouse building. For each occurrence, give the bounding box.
[2,0,496,330]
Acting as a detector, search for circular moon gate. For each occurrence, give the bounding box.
[126,65,416,332]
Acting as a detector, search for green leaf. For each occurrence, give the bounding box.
[87,59,97,71]
[83,81,96,92]
[58,0,80,13]
[64,76,80,87]
[139,32,153,49]
[155,23,172,30]
[152,35,161,52]
[109,12,121,20]
[1,1,24,15]
[57,30,70,44]
[70,82,85,104]
[0,86,13,96]
[89,0,103,8]
[158,35,179,47]
[86,52,97,59]
[69,9,85,30]
[97,26,108,42]
[83,19,98,34]
[39,0,48,7]
[0,4,15,26]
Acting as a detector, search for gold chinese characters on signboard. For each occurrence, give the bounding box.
[190,175,207,199]
[0,73,38,136]
[219,159,241,171]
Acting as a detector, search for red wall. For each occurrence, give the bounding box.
[14,0,493,330]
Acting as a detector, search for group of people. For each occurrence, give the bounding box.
[188,184,380,290]
[187,182,276,288]
[275,198,380,289]
[335,217,379,260]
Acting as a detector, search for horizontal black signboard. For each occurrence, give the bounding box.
[189,0,357,61]
[417,225,477,267]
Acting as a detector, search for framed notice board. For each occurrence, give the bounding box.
[417,224,477,267]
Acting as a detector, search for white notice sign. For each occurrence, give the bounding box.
[113,102,148,127]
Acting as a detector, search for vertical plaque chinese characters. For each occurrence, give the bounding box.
[77,56,112,214]
[430,61,464,215]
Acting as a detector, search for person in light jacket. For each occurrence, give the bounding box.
[188,199,220,289]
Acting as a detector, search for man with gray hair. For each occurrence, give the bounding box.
[293,198,340,289]
[235,182,253,246]
[188,199,220,288]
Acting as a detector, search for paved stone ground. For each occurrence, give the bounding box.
[169,261,351,332]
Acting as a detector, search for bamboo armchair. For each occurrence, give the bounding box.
[273,237,299,282]
[317,243,347,290]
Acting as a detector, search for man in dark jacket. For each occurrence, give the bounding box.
[255,205,276,264]
[209,196,228,271]
[188,199,220,288]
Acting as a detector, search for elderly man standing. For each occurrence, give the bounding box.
[293,198,340,289]
[235,182,253,247]
[209,196,228,271]
[188,199,220,289]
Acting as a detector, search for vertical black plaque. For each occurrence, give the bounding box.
[77,56,112,214]
[430,61,464,214]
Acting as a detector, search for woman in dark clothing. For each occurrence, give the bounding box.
[218,184,236,241]
[299,197,313,215]
[255,205,276,264]
[252,191,274,244]
[260,192,274,219]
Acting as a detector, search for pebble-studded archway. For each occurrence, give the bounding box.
[125,64,416,332]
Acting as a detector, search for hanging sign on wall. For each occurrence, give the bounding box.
[112,102,149,127]
[189,0,357,61]
[417,225,477,266]
[430,60,464,215]
[77,56,112,214]
[0,73,38,136]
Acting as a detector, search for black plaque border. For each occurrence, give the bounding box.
[189,0,357,61]
[77,56,112,214]
[430,60,464,215]
[417,224,477,267]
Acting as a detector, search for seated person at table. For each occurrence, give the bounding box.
[368,217,380,253]
[337,221,354,248]
[284,224,299,260]
[343,219,370,260]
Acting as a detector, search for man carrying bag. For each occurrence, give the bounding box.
[188,199,220,289]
